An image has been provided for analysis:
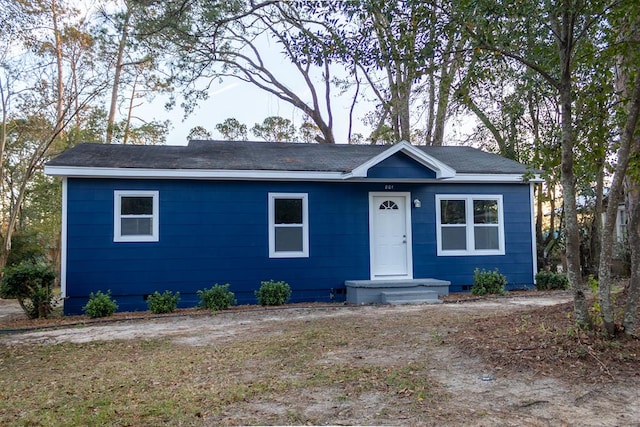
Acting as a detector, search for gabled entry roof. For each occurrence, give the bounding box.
[45,140,540,183]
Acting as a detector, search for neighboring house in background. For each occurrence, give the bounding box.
[613,203,628,244]
[45,140,542,315]
[602,197,630,275]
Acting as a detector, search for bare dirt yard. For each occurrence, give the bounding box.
[1,292,639,426]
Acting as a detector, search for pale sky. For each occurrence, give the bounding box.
[137,70,373,146]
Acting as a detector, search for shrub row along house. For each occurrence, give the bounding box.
[45,140,542,314]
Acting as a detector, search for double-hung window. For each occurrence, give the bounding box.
[268,193,309,258]
[436,195,504,256]
[114,190,159,242]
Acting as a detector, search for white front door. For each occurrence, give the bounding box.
[369,193,412,279]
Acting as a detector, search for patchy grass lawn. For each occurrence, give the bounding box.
[1,292,639,426]
[1,310,450,426]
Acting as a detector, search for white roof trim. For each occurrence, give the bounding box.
[442,173,544,183]
[44,165,346,180]
[44,165,541,183]
[344,141,456,179]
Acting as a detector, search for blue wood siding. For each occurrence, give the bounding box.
[367,152,436,179]
[410,183,534,292]
[64,179,534,314]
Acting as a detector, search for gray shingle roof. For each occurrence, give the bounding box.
[46,140,531,175]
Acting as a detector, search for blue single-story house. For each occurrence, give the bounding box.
[45,140,541,314]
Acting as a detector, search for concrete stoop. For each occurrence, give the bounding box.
[380,290,442,305]
[345,278,450,305]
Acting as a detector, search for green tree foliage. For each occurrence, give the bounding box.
[187,126,212,141]
[215,118,248,141]
[94,0,173,144]
[133,1,339,143]
[298,118,321,143]
[251,116,296,142]
[288,0,469,145]
[455,0,618,327]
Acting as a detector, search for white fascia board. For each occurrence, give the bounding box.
[45,165,542,184]
[346,140,457,179]
[441,173,545,183]
[44,165,345,181]
[348,174,540,183]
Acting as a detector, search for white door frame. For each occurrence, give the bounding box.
[369,192,413,280]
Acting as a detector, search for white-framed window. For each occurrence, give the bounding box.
[435,194,505,256]
[268,193,309,258]
[114,190,159,242]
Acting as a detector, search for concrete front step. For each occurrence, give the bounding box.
[345,278,450,304]
[380,290,442,305]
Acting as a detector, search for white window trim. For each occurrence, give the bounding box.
[268,192,309,258]
[114,190,159,242]
[435,194,505,256]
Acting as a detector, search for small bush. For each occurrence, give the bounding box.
[0,261,57,319]
[255,280,291,306]
[198,284,236,312]
[83,290,118,318]
[147,290,180,314]
[471,268,506,296]
[535,271,569,290]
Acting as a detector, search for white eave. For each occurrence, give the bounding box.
[44,165,540,183]
[43,165,346,181]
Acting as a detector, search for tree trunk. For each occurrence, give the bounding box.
[550,3,588,326]
[106,7,131,144]
[559,77,587,324]
[398,79,411,142]
[560,83,587,326]
[432,39,462,147]
[0,78,8,231]
[52,0,64,134]
[590,160,604,275]
[598,66,640,335]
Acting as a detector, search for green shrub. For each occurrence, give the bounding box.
[0,261,57,319]
[471,268,507,296]
[255,280,291,306]
[535,271,569,290]
[197,284,236,311]
[83,290,118,318]
[147,290,180,314]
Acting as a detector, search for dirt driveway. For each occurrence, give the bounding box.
[2,294,639,426]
